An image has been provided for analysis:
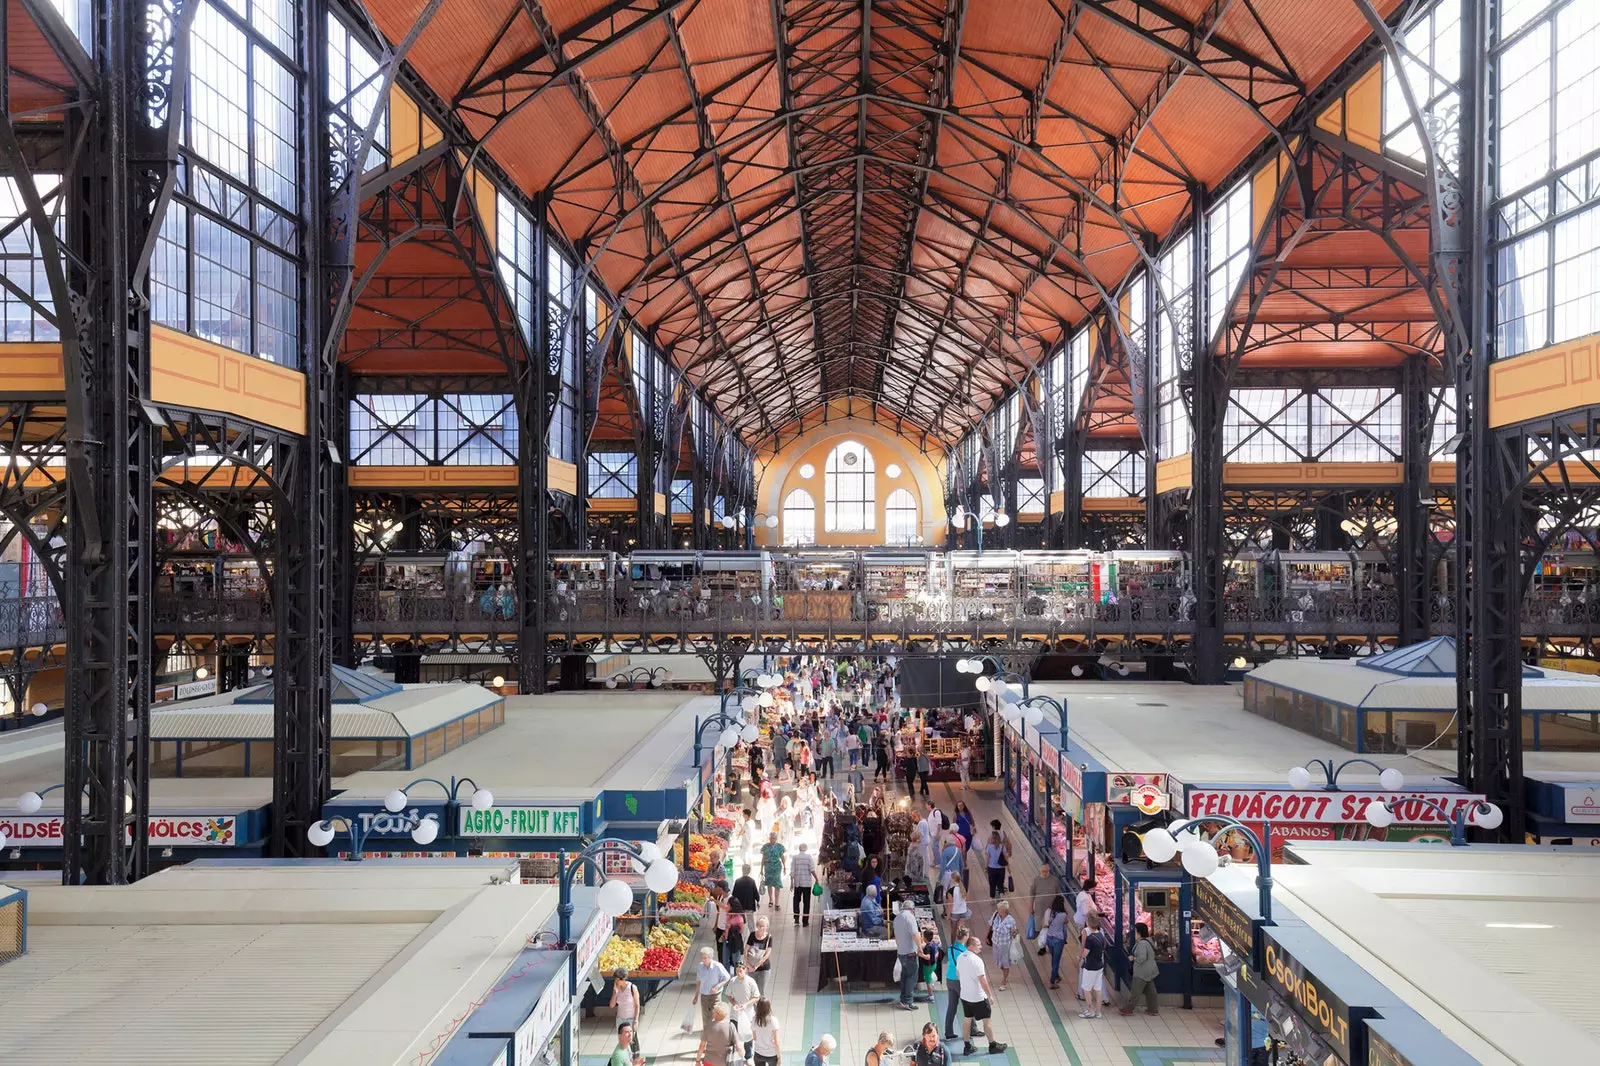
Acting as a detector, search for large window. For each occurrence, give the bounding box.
[496,195,536,346]
[1495,1,1600,358]
[1083,451,1146,498]
[327,12,387,173]
[1156,232,1194,458]
[1224,389,1306,464]
[1310,389,1401,462]
[884,488,919,545]
[670,478,693,516]
[1017,478,1046,515]
[588,453,638,498]
[547,245,579,462]
[0,175,62,342]
[1382,0,1461,163]
[824,440,876,533]
[350,393,517,465]
[153,0,303,365]
[1206,179,1253,341]
[782,488,816,546]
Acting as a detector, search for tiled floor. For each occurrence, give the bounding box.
[579,774,1223,1065]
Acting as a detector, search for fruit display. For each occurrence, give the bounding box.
[596,935,645,975]
[671,882,709,904]
[658,901,706,921]
[637,945,684,975]
[648,924,690,954]
[664,921,695,939]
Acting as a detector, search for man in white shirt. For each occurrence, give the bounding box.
[790,842,817,927]
[955,935,1008,1057]
[692,946,731,1061]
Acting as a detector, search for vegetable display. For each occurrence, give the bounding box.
[596,936,645,975]
[638,945,684,974]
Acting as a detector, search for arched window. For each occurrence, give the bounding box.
[782,488,816,546]
[824,440,875,532]
[884,488,919,545]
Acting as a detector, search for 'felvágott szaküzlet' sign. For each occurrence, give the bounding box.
[458,805,582,837]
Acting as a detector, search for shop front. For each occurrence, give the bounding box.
[317,794,603,865]
[453,950,570,1066]
[1524,774,1600,844]
[996,711,1108,887]
[1177,784,1490,857]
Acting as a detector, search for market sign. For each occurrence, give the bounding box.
[1192,879,1254,961]
[513,969,570,1066]
[1107,773,1167,807]
[1262,928,1366,1065]
[1185,788,1487,826]
[574,910,615,982]
[1559,784,1600,824]
[459,805,582,838]
[1128,784,1167,815]
[0,814,237,847]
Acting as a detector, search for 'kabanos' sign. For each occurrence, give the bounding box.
[459,805,582,838]
[1185,788,1487,825]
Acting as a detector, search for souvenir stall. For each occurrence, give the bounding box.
[816,901,937,991]
[774,550,859,621]
[860,550,934,622]
[995,699,1109,890]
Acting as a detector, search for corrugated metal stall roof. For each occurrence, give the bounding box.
[151,684,502,740]
[1252,658,1600,712]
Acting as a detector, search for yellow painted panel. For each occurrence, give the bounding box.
[1048,489,1064,512]
[468,167,497,251]
[388,86,420,165]
[1489,333,1600,427]
[1251,151,1290,238]
[1155,454,1192,494]
[1429,461,1456,483]
[589,497,636,513]
[1083,497,1143,512]
[150,326,306,435]
[654,491,667,515]
[1346,65,1384,152]
[420,109,443,151]
[548,457,578,495]
[347,466,517,489]
[1222,462,1402,486]
[0,342,65,393]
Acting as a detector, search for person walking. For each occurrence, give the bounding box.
[893,899,925,1011]
[816,729,835,779]
[609,968,641,1058]
[957,741,971,790]
[744,914,775,996]
[750,997,781,1066]
[987,900,1018,992]
[915,743,932,798]
[608,1022,643,1066]
[732,864,760,914]
[703,1002,740,1066]
[790,841,817,926]
[955,935,1008,1057]
[865,1032,894,1066]
[1119,922,1162,1016]
[1078,913,1110,1018]
[761,831,787,910]
[914,1022,950,1066]
[725,959,760,1060]
[942,922,969,1040]
[805,1035,838,1066]
[873,730,891,782]
[1030,863,1057,955]
[692,946,731,1062]
[1043,895,1070,990]
[983,830,1007,898]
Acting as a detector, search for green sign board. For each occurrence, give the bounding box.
[458,805,582,838]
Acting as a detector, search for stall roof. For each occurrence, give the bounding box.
[0,865,555,1065]
[1252,655,1600,712]
[151,682,503,740]
[1032,681,1447,785]
[1248,842,1600,1063]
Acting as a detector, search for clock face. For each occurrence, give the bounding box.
[843,452,858,466]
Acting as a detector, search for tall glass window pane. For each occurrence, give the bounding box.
[1207,180,1252,340]
[783,488,816,546]
[1156,231,1193,458]
[0,175,63,342]
[824,440,876,533]
[884,488,919,545]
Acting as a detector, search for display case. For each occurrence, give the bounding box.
[776,550,858,621]
[947,550,1020,622]
[1107,550,1187,597]
[1018,550,1095,621]
[1278,551,1355,593]
[861,550,933,622]
[548,551,616,624]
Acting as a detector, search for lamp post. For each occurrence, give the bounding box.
[949,506,1009,551]
[379,776,495,853]
[556,838,681,1066]
[1140,815,1274,926]
[1363,795,1502,846]
[605,666,672,689]
[306,811,439,859]
[723,511,778,548]
[1286,758,1405,792]
[956,654,1030,697]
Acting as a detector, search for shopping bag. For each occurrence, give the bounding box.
[812,882,824,897]
[1010,938,1026,966]
[1034,934,1049,954]
[892,957,903,982]
[1025,913,1037,940]
[680,1005,697,1033]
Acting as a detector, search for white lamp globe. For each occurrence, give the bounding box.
[1180,839,1220,879]
[721,515,736,530]
[645,858,680,895]
[411,816,440,845]
[998,704,1020,725]
[741,724,759,744]
[597,877,634,918]
[758,692,775,708]
[741,695,759,713]
[606,677,618,689]
[1141,827,1178,863]
[1364,800,1395,829]
[30,702,46,717]
[974,676,991,692]
[637,841,663,865]
[990,680,1010,697]
[384,789,408,813]
[491,675,505,688]
[1286,766,1312,791]
[1378,768,1405,791]
[764,514,779,528]
[18,791,43,815]
[718,729,737,749]
[954,660,970,674]
[1473,802,1504,829]
[471,788,494,811]
[307,820,336,847]
[994,513,1011,527]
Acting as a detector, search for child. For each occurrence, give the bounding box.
[918,927,942,997]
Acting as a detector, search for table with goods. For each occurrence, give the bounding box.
[816,904,937,991]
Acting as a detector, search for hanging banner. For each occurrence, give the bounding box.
[1185,788,1486,825]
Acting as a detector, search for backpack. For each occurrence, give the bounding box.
[845,840,865,871]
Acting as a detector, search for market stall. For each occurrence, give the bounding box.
[816,904,936,990]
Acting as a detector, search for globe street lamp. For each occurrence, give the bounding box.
[1141,815,1274,925]
[1286,758,1405,792]
[306,811,441,859]
[1363,794,1502,846]
[949,505,1009,550]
